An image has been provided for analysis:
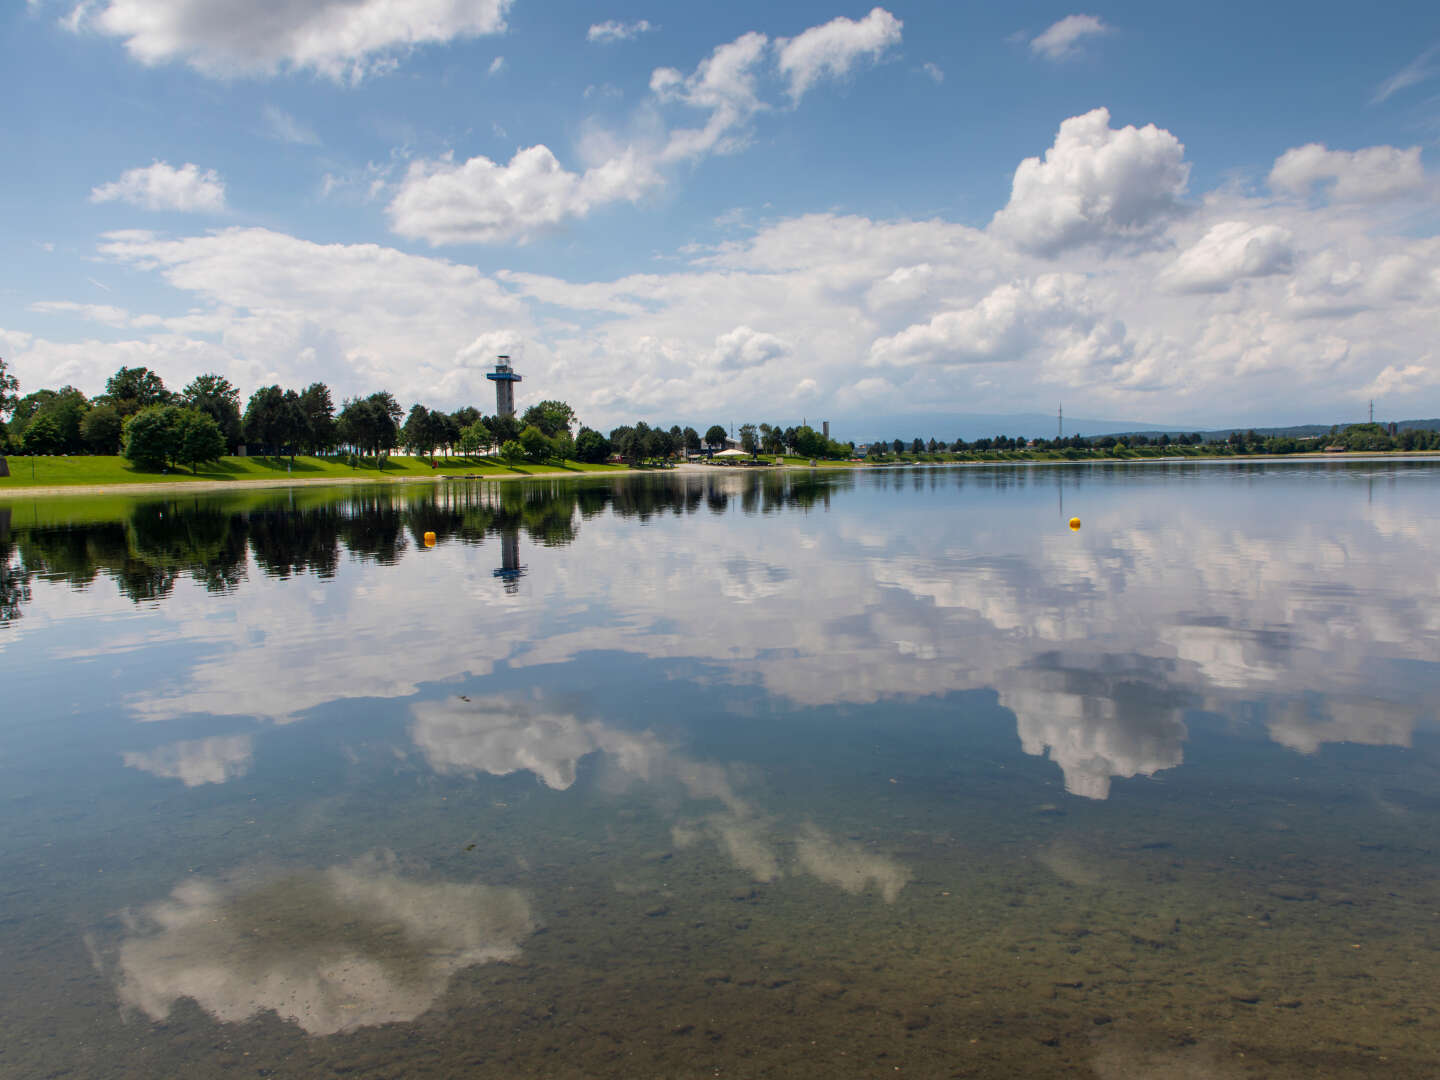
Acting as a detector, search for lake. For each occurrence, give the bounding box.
[2,461,1438,1078]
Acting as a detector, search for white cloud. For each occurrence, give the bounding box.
[387,144,662,245]
[710,325,791,370]
[487,54,504,76]
[586,18,654,44]
[90,161,227,212]
[990,107,1190,256]
[1371,44,1439,104]
[867,274,1122,371]
[1029,14,1111,60]
[1161,221,1295,294]
[29,300,133,327]
[1269,143,1428,202]
[388,27,764,245]
[261,105,319,146]
[922,61,944,84]
[650,30,770,162]
[774,6,902,101]
[68,0,511,82]
[389,15,904,246]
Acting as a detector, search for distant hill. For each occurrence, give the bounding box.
[1112,419,1440,441]
[831,412,1440,445]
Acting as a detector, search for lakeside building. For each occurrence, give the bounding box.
[486,356,522,418]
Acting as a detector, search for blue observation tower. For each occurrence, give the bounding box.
[485,355,522,417]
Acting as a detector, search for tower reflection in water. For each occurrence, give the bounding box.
[492,527,526,592]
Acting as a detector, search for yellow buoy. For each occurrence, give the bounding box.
[423,531,437,546]
[1068,517,1081,531]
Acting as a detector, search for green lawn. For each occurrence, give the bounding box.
[0,454,625,490]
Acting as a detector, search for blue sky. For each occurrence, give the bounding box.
[4,1,1439,437]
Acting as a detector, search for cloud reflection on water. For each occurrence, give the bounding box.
[121,734,255,787]
[112,852,533,1035]
[15,469,1440,801]
[411,695,910,901]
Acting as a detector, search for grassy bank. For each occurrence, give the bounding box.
[0,454,624,491]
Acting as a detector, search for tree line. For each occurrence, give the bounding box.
[0,359,604,473]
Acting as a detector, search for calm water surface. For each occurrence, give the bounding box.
[2,462,1439,1078]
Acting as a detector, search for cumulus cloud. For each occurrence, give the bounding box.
[922,61,944,84]
[1269,143,1427,202]
[67,0,511,82]
[388,14,901,245]
[990,108,1190,256]
[90,161,227,212]
[1161,221,1295,293]
[868,274,1108,368]
[774,6,903,101]
[711,325,791,370]
[1029,14,1111,60]
[387,144,662,245]
[587,18,654,44]
[112,854,533,1034]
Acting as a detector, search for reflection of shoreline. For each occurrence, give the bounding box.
[8,452,1440,501]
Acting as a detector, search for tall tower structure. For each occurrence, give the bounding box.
[486,355,522,417]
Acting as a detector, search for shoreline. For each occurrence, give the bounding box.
[1,451,1435,500]
[0,466,628,500]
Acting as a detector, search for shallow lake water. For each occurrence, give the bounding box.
[2,461,1439,1078]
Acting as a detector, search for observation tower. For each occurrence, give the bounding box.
[486,355,522,417]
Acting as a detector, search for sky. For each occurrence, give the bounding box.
[4,0,1439,439]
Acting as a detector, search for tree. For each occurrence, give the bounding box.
[487,413,521,447]
[575,426,610,463]
[682,426,701,454]
[792,425,823,458]
[178,410,227,473]
[13,386,90,454]
[402,404,439,462]
[122,405,183,469]
[183,374,243,452]
[102,366,171,416]
[499,439,526,465]
[519,424,551,462]
[298,382,337,454]
[244,386,304,458]
[739,423,758,456]
[81,404,124,454]
[520,400,576,438]
[550,429,575,462]
[459,419,491,456]
[21,414,62,455]
[0,355,18,418]
[704,424,728,450]
[121,405,223,472]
